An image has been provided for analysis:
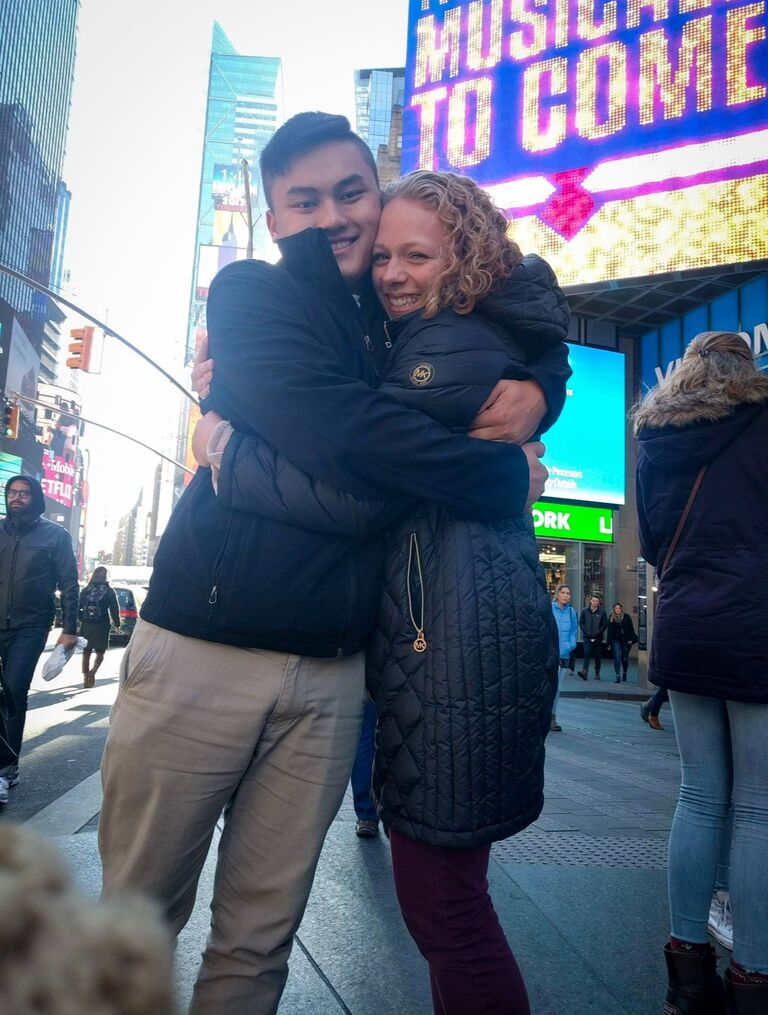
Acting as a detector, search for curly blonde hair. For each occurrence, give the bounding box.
[382,171,522,318]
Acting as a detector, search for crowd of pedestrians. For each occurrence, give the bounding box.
[0,111,765,1015]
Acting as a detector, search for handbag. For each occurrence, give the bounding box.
[659,464,707,578]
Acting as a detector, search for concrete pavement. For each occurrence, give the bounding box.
[5,659,705,1015]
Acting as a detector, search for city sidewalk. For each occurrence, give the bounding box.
[19,689,712,1014]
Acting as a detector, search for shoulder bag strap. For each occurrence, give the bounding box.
[660,464,707,578]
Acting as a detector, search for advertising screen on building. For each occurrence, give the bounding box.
[403,0,768,286]
[543,344,625,505]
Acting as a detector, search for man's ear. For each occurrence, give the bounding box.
[266,210,279,241]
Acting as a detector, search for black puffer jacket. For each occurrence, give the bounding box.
[636,382,768,703]
[0,476,79,634]
[216,256,568,847]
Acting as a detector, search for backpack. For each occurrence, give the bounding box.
[82,584,109,624]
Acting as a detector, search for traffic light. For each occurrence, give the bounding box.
[66,326,94,370]
[2,401,20,440]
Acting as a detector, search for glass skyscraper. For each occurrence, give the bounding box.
[185,23,283,363]
[0,0,79,466]
[354,68,405,155]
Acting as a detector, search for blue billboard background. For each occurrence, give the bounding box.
[544,344,625,506]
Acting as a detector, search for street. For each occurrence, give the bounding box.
[2,651,714,1014]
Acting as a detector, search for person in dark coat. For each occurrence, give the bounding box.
[194,171,567,1015]
[635,330,768,1014]
[0,476,79,803]
[78,566,120,688]
[578,594,607,680]
[605,602,637,682]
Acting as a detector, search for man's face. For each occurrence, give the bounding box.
[7,481,33,513]
[590,597,600,611]
[266,140,382,287]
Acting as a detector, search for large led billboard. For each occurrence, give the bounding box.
[543,343,625,505]
[403,0,768,286]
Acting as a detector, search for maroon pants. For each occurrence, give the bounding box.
[389,829,531,1015]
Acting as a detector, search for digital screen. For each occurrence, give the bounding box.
[403,0,768,286]
[543,344,625,505]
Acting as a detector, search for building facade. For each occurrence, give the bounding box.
[0,0,79,473]
[184,23,283,366]
[354,68,404,185]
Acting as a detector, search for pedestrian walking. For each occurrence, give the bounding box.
[578,594,607,680]
[0,476,79,804]
[635,330,768,1014]
[350,698,378,838]
[640,686,669,730]
[606,603,637,682]
[78,566,120,688]
[551,584,578,732]
[101,113,569,1015]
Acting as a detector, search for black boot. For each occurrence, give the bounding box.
[664,943,726,1015]
[725,967,768,1014]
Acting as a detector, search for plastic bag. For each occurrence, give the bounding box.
[42,637,88,682]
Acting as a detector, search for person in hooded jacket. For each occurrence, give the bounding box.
[635,330,768,1015]
[78,566,120,689]
[606,602,637,682]
[0,476,79,803]
[193,171,567,1014]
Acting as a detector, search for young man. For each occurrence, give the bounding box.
[99,113,569,1015]
[0,476,79,802]
[578,594,607,680]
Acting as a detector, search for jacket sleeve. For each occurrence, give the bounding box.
[77,587,86,624]
[598,611,608,636]
[202,261,530,521]
[636,450,660,567]
[108,588,121,628]
[578,609,586,636]
[55,532,80,636]
[570,607,579,651]
[522,340,572,434]
[216,432,405,537]
[626,616,638,644]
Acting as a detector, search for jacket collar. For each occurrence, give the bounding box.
[275,228,358,311]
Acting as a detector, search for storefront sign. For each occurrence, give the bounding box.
[532,501,614,543]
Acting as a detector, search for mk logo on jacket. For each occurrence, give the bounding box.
[410,363,434,386]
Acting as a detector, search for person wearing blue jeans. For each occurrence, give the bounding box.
[605,603,636,683]
[635,330,768,1012]
[350,698,378,837]
[550,584,578,732]
[668,693,768,976]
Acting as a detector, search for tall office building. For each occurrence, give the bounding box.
[354,68,404,185]
[0,1,79,469]
[185,22,283,365]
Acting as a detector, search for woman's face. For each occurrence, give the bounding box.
[556,587,571,605]
[613,604,622,617]
[371,197,452,319]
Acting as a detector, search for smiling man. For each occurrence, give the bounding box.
[98,113,565,1015]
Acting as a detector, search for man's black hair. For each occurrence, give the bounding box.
[260,112,379,209]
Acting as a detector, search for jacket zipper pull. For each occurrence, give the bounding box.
[383,322,392,349]
[413,630,427,653]
[208,585,218,605]
[363,334,373,353]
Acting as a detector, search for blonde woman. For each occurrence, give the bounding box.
[635,331,768,1015]
[193,171,568,1014]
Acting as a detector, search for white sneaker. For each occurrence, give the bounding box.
[0,775,8,806]
[708,890,733,950]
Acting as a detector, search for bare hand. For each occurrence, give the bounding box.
[56,633,78,649]
[522,441,548,508]
[192,410,224,467]
[469,379,546,444]
[192,334,214,401]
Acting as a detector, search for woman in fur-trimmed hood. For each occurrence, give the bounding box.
[634,330,768,1012]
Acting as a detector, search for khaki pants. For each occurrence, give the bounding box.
[99,620,365,1015]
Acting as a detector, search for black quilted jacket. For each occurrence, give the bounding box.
[216,255,567,847]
